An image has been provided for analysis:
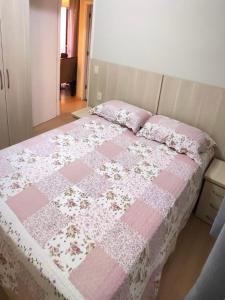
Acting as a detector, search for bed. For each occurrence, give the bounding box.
[0,112,214,300]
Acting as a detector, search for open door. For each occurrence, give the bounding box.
[84,4,93,100]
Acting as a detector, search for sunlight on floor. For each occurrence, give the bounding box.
[60,87,87,114]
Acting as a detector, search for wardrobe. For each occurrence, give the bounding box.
[0,0,32,150]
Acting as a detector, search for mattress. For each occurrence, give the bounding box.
[0,115,213,300]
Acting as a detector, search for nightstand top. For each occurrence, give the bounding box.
[72,107,91,119]
[205,158,225,189]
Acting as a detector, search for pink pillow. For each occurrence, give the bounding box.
[137,115,216,163]
[90,100,152,133]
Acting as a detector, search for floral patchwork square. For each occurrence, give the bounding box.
[67,125,92,140]
[55,140,93,163]
[41,129,63,142]
[52,185,95,218]
[96,161,126,182]
[19,158,56,183]
[100,221,145,273]
[45,223,95,276]
[82,151,109,169]
[116,172,149,199]
[140,183,174,217]
[83,120,107,133]
[112,130,138,148]
[115,151,140,171]
[166,159,193,181]
[83,121,125,141]
[131,161,160,181]
[0,172,31,201]
[0,144,24,160]
[24,203,70,247]
[150,144,177,169]
[81,133,105,148]
[97,187,135,219]
[77,173,112,198]
[77,204,117,243]
[48,151,76,171]
[0,160,13,178]
[108,123,126,136]
[7,149,41,170]
[50,134,76,148]
[128,142,153,159]
[25,142,56,157]
[7,149,56,182]
[36,172,72,201]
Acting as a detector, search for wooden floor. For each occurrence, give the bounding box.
[0,216,213,300]
[33,88,87,136]
[156,216,214,300]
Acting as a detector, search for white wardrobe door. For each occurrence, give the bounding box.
[0,20,9,149]
[1,0,32,145]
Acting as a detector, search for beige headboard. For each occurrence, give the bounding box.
[158,76,225,161]
[88,59,163,114]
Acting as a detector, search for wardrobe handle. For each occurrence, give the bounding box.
[6,69,10,89]
[0,70,3,90]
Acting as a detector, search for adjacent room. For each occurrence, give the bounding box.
[0,0,225,300]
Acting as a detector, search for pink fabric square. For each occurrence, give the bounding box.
[0,160,13,178]
[21,135,43,148]
[176,123,201,140]
[153,170,185,197]
[7,186,49,221]
[113,130,138,148]
[60,160,92,183]
[59,121,77,133]
[122,201,163,239]
[97,141,123,158]
[69,246,126,300]
[176,153,198,170]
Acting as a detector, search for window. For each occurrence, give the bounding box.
[60,7,68,54]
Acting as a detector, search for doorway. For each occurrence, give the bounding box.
[59,0,93,117]
[84,4,93,100]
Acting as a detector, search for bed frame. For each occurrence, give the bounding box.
[89,59,225,161]
[2,59,225,300]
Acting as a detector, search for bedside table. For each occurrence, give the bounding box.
[196,159,225,225]
[72,107,91,119]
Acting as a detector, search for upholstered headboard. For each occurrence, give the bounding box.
[88,59,163,114]
[88,59,225,161]
[158,76,225,161]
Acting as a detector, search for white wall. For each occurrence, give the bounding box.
[92,0,225,88]
[30,0,60,126]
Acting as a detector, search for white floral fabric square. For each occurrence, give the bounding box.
[97,186,135,219]
[0,173,31,201]
[96,161,126,181]
[52,185,95,218]
[45,223,95,276]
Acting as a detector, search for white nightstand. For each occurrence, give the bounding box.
[196,159,225,225]
[72,107,91,119]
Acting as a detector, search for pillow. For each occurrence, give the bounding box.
[90,100,152,133]
[137,115,216,163]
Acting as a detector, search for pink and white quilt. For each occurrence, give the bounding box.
[0,115,213,300]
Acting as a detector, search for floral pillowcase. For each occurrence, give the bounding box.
[137,115,216,163]
[90,100,152,133]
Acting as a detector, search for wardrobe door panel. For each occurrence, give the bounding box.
[1,0,32,145]
[0,20,9,149]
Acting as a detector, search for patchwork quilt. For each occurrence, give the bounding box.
[0,115,213,300]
